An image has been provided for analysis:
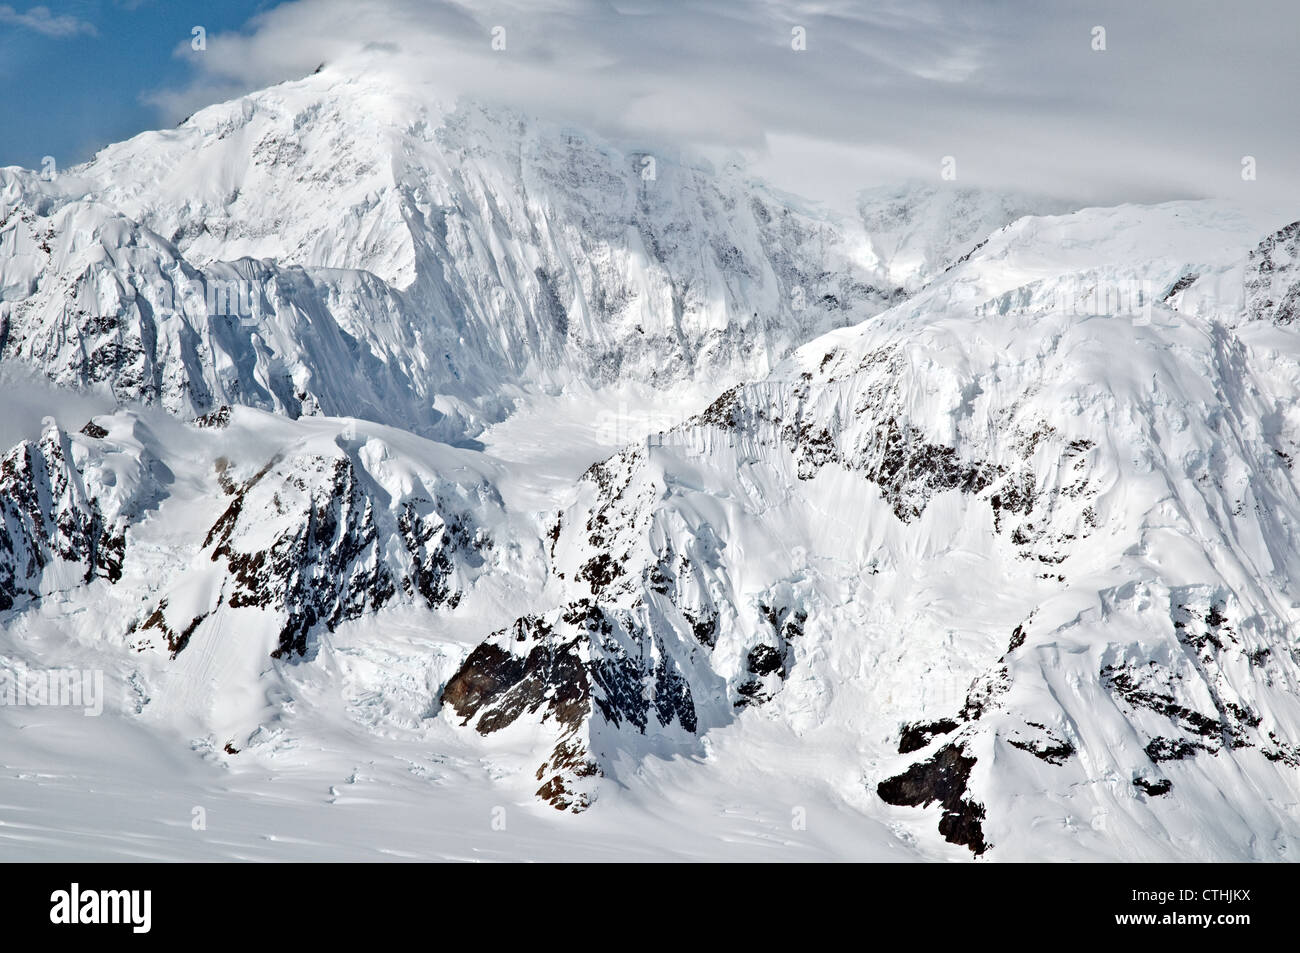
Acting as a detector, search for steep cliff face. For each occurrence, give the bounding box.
[0,405,521,680]
[0,419,124,611]
[147,436,495,661]
[1243,220,1300,326]
[441,597,702,811]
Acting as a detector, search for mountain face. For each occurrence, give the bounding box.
[3,64,1299,861]
[433,202,1300,856]
[2,405,519,653]
[1,68,957,445]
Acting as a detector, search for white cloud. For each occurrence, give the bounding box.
[0,4,96,37]
[143,0,1300,210]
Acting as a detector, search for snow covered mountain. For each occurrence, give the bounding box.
[3,66,966,445]
[3,62,1299,862]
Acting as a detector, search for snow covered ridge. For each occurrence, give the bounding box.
[0,406,525,668]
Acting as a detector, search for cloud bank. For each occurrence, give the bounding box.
[144,0,1300,209]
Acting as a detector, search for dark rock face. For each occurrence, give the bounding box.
[692,351,1099,577]
[879,619,1046,852]
[0,423,124,612]
[197,451,484,660]
[195,405,232,429]
[1006,722,1076,765]
[1099,596,1294,765]
[443,616,591,736]
[696,366,1011,524]
[571,449,650,600]
[136,599,209,659]
[684,608,719,648]
[735,603,803,708]
[1102,664,1224,747]
[959,665,1011,722]
[898,719,959,754]
[441,599,698,811]
[1007,624,1026,652]
[205,454,397,659]
[1133,776,1172,797]
[1162,272,1199,302]
[792,414,1002,521]
[1245,221,1300,325]
[1144,737,1202,763]
[746,644,783,676]
[878,744,989,855]
[567,445,786,706]
[398,500,483,610]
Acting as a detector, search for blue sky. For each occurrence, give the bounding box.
[0,1,275,168]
